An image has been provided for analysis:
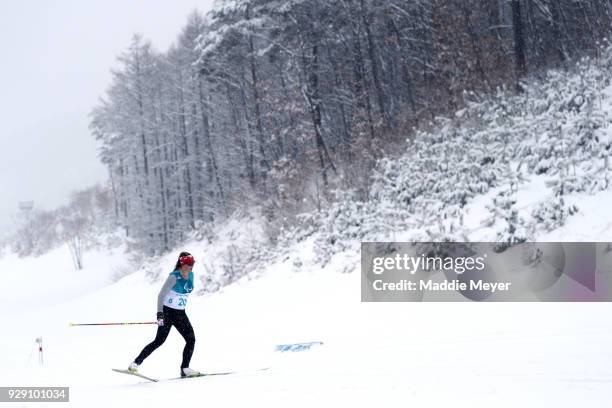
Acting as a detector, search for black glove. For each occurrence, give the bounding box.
[156,312,164,327]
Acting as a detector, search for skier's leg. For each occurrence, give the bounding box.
[174,312,196,369]
[134,320,172,365]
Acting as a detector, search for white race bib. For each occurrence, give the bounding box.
[163,290,188,310]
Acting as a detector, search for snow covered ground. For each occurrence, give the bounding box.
[1,188,612,408]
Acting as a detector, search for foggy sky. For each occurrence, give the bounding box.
[0,0,215,234]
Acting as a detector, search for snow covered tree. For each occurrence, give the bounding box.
[89,0,612,254]
[482,189,528,252]
[531,196,578,233]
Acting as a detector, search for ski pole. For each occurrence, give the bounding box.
[69,321,157,327]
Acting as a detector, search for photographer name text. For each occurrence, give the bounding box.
[372,279,512,292]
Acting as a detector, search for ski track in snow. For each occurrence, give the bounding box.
[3,164,612,407]
[2,225,612,407]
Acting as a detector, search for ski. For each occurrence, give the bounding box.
[113,367,270,383]
[112,368,158,382]
[167,371,235,381]
[167,367,270,381]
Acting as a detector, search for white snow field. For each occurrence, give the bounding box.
[1,192,612,408]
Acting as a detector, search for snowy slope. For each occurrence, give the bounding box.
[5,44,612,408]
[1,199,612,408]
[0,243,127,311]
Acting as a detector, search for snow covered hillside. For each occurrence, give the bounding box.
[297,46,612,266]
[4,43,612,408]
[1,202,612,407]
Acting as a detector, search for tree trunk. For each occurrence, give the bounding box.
[511,0,527,86]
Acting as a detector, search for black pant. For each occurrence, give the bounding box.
[134,306,196,368]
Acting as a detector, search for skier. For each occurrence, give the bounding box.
[127,251,200,377]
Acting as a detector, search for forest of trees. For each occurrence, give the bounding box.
[9,185,115,265]
[88,0,612,254]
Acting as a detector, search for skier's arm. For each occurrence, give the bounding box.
[157,275,177,313]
